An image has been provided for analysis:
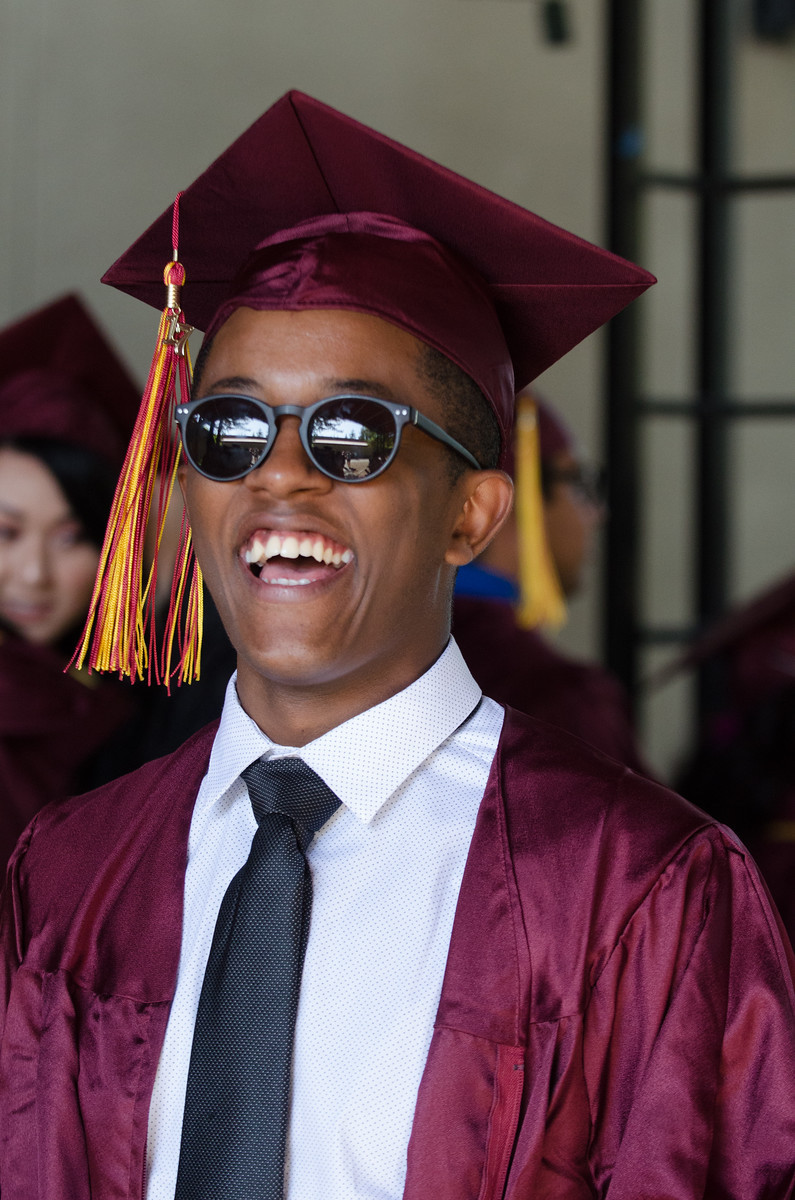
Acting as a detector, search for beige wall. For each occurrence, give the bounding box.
[639,0,795,779]
[0,0,607,655]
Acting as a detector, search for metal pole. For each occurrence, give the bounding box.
[696,0,734,725]
[603,0,643,706]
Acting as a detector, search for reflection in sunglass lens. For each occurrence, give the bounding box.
[186,397,272,480]
[309,398,397,480]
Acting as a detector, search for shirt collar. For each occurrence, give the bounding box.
[200,638,482,825]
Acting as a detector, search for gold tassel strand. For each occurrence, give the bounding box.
[71,196,203,684]
[514,395,567,631]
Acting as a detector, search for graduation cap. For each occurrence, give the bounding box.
[653,571,795,709]
[79,89,654,685]
[103,90,653,449]
[0,295,140,467]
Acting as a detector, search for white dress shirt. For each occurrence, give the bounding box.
[145,638,504,1199]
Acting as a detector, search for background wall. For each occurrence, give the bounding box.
[0,0,606,651]
[638,0,795,779]
[1,0,792,780]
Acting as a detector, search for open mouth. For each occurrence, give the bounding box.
[241,529,353,587]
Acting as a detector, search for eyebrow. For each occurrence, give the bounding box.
[200,375,261,395]
[199,376,401,403]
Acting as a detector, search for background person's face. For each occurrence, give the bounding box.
[180,307,476,717]
[543,449,603,597]
[0,447,100,646]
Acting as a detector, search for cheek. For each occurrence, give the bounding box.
[0,544,13,587]
[180,476,226,562]
[54,547,101,615]
[0,538,30,595]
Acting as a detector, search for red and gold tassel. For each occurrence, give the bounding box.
[514,394,567,631]
[71,195,204,686]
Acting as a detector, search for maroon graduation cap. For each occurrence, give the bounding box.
[654,571,795,710]
[0,294,140,466]
[84,90,655,685]
[102,90,654,449]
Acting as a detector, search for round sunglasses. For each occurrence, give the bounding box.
[174,392,481,483]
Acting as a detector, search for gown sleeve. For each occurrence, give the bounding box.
[0,824,32,1029]
[582,825,795,1197]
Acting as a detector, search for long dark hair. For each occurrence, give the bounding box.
[0,437,117,652]
[3,436,117,550]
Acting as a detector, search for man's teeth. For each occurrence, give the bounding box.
[244,533,353,568]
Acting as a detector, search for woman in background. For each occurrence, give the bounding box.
[0,295,140,866]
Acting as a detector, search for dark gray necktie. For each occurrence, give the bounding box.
[174,756,341,1200]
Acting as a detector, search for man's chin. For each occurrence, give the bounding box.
[235,643,355,694]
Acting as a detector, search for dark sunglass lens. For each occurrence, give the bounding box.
[308,398,397,480]
[186,397,271,480]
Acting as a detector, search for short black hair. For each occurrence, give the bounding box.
[191,334,214,398]
[191,332,503,481]
[415,343,501,479]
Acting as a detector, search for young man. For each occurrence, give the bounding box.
[1,92,794,1199]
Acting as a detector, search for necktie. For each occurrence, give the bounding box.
[174,756,341,1200]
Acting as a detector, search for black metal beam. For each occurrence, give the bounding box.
[695,0,734,722]
[603,0,644,708]
[638,172,795,192]
[642,398,795,418]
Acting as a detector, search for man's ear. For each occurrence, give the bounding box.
[445,470,514,567]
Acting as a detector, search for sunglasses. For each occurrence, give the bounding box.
[174,392,482,483]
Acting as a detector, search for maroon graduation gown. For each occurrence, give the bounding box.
[1,710,794,1198]
[0,634,132,869]
[453,596,649,776]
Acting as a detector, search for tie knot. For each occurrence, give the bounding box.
[241,756,341,849]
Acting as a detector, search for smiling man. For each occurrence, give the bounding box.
[181,307,509,746]
[1,92,795,1200]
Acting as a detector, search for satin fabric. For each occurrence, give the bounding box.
[204,213,516,452]
[453,595,650,776]
[0,634,132,869]
[1,710,794,1198]
[102,91,654,415]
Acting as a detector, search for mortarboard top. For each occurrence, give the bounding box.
[0,295,141,466]
[654,570,795,705]
[80,91,655,686]
[102,90,654,448]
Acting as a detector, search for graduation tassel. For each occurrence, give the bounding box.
[71,194,204,686]
[514,394,567,631]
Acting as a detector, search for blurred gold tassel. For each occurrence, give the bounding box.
[514,395,566,630]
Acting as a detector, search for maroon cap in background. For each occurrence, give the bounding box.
[0,295,141,467]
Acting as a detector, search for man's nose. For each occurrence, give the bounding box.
[243,414,329,496]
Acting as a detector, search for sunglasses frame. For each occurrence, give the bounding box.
[174,392,482,483]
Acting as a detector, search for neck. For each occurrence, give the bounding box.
[234,639,449,747]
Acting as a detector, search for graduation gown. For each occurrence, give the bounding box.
[0,634,132,869]
[453,595,649,775]
[671,570,795,948]
[1,710,794,1198]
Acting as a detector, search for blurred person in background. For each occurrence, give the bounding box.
[0,295,140,865]
[453,388,649,773]
[674,569,795,943]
